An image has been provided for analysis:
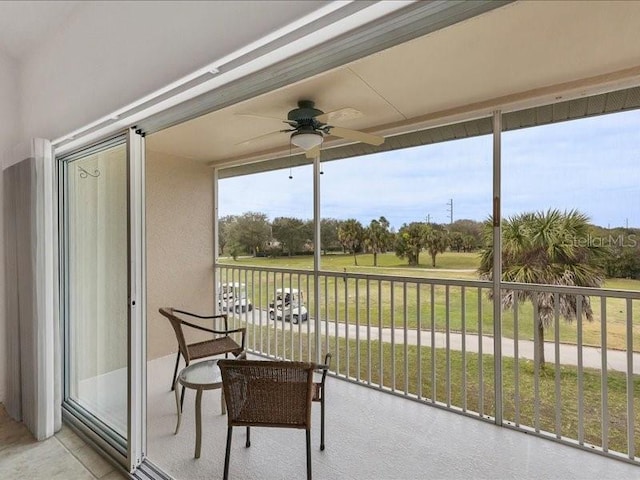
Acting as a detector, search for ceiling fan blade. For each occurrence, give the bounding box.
[328,126,384,146]
[235,130,286,147]
[316,107,363,123]
[304,145,321,159]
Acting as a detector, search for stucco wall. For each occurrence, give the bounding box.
[0,49,20,404]
[0,50,19,152]
[145,149,214,361]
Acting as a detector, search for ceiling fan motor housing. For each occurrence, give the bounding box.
[288,100,325,129]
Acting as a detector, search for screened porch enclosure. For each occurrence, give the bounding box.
[144,99,640,475]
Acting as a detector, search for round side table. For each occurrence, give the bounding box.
[174,359,226,458]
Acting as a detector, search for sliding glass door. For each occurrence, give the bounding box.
[59,130,145,471]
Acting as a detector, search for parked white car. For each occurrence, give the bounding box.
[268,288,308,323]
[217,282,253,313]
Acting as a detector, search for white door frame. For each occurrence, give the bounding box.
[57,129,146,473]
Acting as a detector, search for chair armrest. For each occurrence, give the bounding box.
[173,309,244,351]
[173,308,228,321]
[316,353,332,371]
[225,327,246,336]
[176,319,223,335]
[179,320,245,336]
[173,308,230,332]
[232,327,247,351]
[315,353,332,384]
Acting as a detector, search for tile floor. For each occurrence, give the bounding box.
[0,405,127,480]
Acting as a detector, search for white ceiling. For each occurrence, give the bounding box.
[147,1,640,169]
[0,1,83,60]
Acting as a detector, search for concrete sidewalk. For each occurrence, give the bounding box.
[245,309,639,372]
[337,324,639,373]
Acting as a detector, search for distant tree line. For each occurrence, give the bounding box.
[219,211,640,278]
[588,225,640,279]
[219,212,483,267]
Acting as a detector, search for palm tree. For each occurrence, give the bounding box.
[365,216,392,266]
[338,219,364,266]
[424,224,449,267]
[395,222,426,266]
[449,231,464,252]
[478,209,606,366]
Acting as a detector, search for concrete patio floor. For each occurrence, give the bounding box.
[146,354,639,479]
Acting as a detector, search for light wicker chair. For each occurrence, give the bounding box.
[159,307,246,401]
[218,359,317,480]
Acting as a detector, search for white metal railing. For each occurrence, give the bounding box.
[216,264,640,465]
[502,282,640,463]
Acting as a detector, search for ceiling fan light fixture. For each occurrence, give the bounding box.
[290,131,323,151]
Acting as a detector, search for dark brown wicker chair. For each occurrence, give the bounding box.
[159,307,246,397]
[218,359,316,480]
[313,353,331,451]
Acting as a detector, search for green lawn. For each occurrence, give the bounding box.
[220,252,640,351]
[224,251,480,274]
[240,324,640,459]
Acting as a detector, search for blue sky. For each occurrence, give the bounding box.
[220,109,640,230]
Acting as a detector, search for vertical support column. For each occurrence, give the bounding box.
[127,128,146,469]
[492,110,503,426]
[213,168,220,316]
[313,155,322,363]
[35,138,58,439]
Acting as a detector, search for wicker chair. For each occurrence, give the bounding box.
[159,307,246,398]
[218,359,317,480]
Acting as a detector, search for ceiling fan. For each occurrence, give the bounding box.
[236,100,385,159]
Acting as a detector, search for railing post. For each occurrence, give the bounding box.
[492,110,503,426]
[626,298,635,459]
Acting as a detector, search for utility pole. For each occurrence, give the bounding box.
[626,218,629,228]
[446,198,454,224]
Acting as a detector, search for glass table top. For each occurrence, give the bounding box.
[178,359,222,387]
